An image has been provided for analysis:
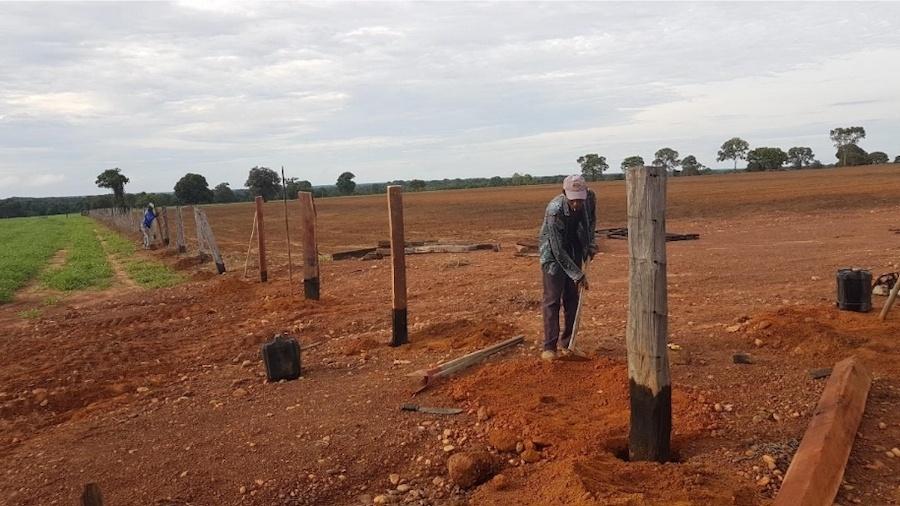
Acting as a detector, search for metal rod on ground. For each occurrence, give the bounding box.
[160,207,170,246]
[282,167,294,294]
[242,211,258,278]
[175,206,187,253]
[879,277,900,320]
[388,185,408,346]
[255,196,268,282]
[625,165,671,462]
[298,192,320,300]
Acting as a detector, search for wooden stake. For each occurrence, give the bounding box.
[81,483,103,506]
[388,185,408,346]
[255,196,268,282]
[194,207,226,274]
[193,206,207,253]
[160,207,170,246]
[243,211,258,278]
[625,165,671,462]
[298,192,320,300]
[282,167,294,293]
[879,277,900,320]
[175,206,187,253]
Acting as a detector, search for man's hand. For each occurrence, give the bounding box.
[578,275,590,291]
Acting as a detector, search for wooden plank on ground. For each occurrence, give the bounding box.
[773,357,871,506]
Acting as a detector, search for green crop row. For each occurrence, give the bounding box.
[40,217,114,291]
[95,226,184,289]
[0,216,69,302]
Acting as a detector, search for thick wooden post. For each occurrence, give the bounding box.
[388,186,408,346]
[194,207,226,274]
[175,206,187,253]
[298,192,320,299]
[160,207,170,246]
[255,196,268,282]
[82,483,103,506]
[626,165,671,462]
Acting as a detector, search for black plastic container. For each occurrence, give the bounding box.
[836,268,872,312]
[261,334,301,381]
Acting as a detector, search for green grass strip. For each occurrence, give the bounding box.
[0,216,69,303]
[95,226,184,289]
[41,217,114,291]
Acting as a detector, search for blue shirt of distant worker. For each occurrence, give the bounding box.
[140,203,157,249]
[537,175,598,361]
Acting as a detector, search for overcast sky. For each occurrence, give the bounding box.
[2,1,899,198]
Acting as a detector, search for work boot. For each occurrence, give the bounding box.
[541,350,557,361]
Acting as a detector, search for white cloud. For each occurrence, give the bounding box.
[0,2,899,197]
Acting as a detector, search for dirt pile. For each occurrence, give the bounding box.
[436,357,753,505]
[411,318,518,351]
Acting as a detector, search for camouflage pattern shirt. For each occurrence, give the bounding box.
[538,190,597,280]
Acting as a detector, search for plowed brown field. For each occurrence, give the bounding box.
[2,165,900,506]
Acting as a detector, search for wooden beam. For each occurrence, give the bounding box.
[298,192,320,299]
[255,196,268,282]
[625,165,671,462]
[388,185,408,346]
[879,277,900,320]
[773,357,871,506]
[408,336,524,392]
[175,206,187,253]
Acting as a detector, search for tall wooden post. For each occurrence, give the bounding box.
[388,185,408,346]
[625,165,671,462]
[175,206,187,253]
[160,207,170,246]
[298,192,319,299]
[255,196,268,282]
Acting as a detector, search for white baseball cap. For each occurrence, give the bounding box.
[563,175,587,200]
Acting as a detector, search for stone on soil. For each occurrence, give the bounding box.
[487,429,518,452]
[447,451,495,489]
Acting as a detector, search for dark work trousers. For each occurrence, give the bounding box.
[542,264,581,351]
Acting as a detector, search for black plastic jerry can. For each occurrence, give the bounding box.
[261,334,301,381]
[836,268,872,313]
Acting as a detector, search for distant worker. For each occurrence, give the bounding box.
[141,203,157,249]
[538,175,597,361]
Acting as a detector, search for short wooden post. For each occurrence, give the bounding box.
[81,483,103,506]
[298,192,320,299]
[255,196,268,282]
[160,207,170,246]
[625,165,671,462]
[388,185,408,346]
[175,206,187,253]
[194,207,226,274]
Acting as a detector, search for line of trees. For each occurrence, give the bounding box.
[2,125,898,219]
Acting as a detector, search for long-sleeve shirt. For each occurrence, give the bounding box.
[142,209,157,229]
[538,190,597,281]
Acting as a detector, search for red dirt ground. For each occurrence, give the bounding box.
[2,165,900,505]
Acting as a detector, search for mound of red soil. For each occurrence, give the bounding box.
[410,318,517,351]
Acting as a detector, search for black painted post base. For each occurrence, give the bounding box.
[391,308,408,347]
[260,271,268,283]
[178,245,186,253]
[628,380,672,462]
[215,262,226,274]
[164,238,170,246]
[304,277,320,300]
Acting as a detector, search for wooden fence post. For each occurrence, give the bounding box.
[255,196,268,282]
[160,207,170,246]
[298,192,319,299]
[388,185,408,346]
[175,206,187,253]
[626,165,671,462]
[81,483,103,506]
[194,207,226,274]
